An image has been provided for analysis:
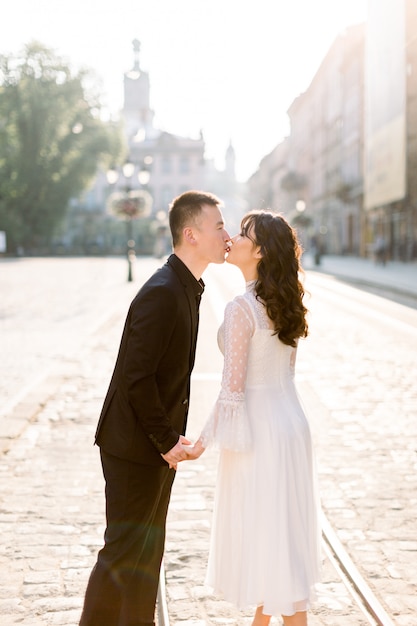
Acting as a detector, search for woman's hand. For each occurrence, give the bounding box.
[183,438,206,460]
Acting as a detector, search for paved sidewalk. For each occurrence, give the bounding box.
[303,253,417,298]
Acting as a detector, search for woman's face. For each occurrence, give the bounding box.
[226,223,261,272]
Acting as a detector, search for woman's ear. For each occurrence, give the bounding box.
[254,246,262,259]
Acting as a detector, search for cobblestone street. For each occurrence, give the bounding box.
[0,257,158,449]
[0,256,416,625]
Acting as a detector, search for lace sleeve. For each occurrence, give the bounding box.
[200,297,253,451]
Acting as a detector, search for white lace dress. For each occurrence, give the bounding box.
[201,282,321,617]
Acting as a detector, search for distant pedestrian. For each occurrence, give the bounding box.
[188,210,321,626]
[79,190,231,626]
[374,235,387,265]
[310,234,321,266]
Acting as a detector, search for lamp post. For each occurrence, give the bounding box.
[294,200,322,265]
[122,160,135,282]
[106,159,152,282]
[153,210,170,258]
[292,200,311,230]
[291,199,313,262]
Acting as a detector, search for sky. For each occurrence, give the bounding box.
[1,0,368,180]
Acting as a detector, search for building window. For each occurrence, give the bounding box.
[162,156,171,174]
[180,156,189,174]
[162,186,172,208]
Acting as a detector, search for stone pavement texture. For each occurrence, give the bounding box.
[0,255,416,625]
[0,257,142,423]
[300,259,417,625]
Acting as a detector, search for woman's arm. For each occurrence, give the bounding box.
[198,297,254,452]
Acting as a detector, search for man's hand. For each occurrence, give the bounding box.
[161,435,192,469]
[183,438,206,460]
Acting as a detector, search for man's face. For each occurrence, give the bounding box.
[193,204,231,265]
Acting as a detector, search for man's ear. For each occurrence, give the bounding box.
[183,226,197,245]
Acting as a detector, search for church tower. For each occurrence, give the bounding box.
[225,140,236,178]
[122,39,155,140]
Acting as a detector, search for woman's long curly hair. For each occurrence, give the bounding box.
[241,210,308,347]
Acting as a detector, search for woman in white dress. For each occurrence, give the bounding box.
[188,210,321,626]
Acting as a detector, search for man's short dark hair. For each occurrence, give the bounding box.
[169,190,222,247]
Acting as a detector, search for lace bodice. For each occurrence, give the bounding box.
[201,282,298,451]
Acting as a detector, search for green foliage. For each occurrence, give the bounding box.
[0,41,124,252]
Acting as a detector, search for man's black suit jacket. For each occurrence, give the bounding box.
[95,254,204,466]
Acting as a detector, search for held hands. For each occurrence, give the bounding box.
[183,438,206,460]
[161,435,191,469]
[161,435,206,469]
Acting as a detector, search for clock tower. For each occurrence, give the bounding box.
[122,39,155,139]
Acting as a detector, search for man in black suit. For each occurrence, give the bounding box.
[79,190,230,626]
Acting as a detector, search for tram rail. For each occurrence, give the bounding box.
[157,514,397,626]
[158,268,404,625]
[321,512,396,626]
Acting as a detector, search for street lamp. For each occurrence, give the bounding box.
[106,166,119,186]
[106,159,152,282]
[292,200,312,228]
[294,200,322,265]
[122,160,135,282]
[153,210,170,258]
[296,200,306,214]
[138,167,151,186]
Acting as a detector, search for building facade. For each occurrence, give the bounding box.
[248,24,365,257]
[247,140,290,214]
[248,0,417,261]
[68,39,243,255]
[406,0,417,260]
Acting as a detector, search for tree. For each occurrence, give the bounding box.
[0,41,124,252]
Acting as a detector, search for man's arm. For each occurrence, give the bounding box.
[123,283,180,453]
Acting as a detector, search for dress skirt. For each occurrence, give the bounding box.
[206,385,321,617]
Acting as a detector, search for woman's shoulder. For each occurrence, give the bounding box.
[227,291,253,310]
[228,288,272,330]
[224,292,256,325]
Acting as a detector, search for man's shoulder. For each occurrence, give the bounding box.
[132,262,182,302]
[146,261,181,290]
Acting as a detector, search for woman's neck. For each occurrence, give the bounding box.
[243,271,258,282]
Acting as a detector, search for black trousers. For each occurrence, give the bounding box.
[79,450,176,626]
